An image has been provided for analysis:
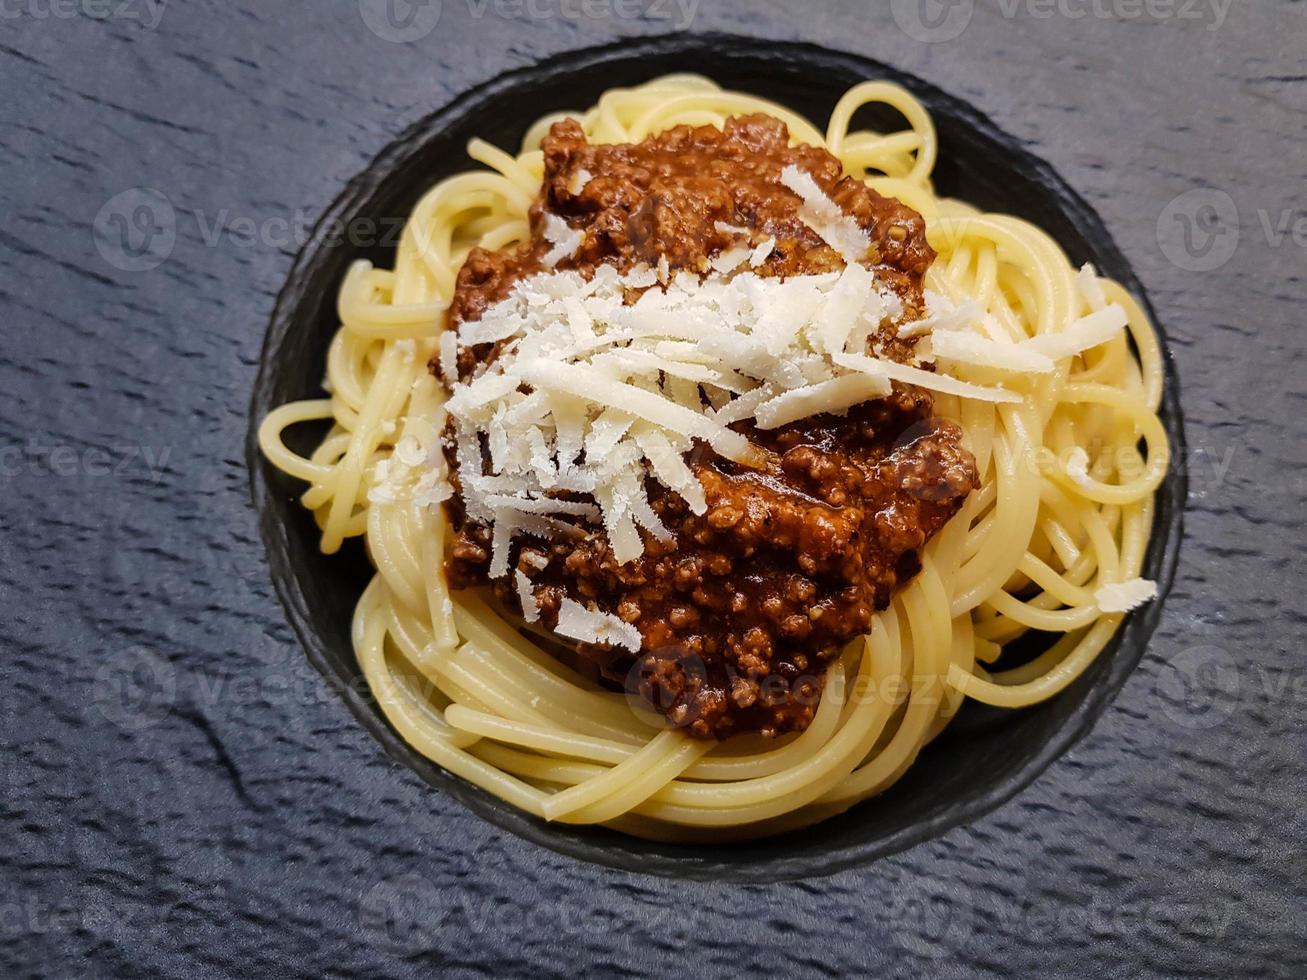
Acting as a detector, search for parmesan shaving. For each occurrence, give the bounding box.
[710,384,775,426]
[779,164,871,264]
[930,331,1057,374]
[394,435,425,467]
[755,374,893,429]
[634,427,707,515]
[488,517,513,579]
[711,246,751,274]
[898,292,983,338]
[555,597,642,652]
[1094,578,1158,613]
[512,359,759,465]
[484,494,601,519]
[1026,305,1128,361]
[622,264,657,289]
[541,213,583,268]
[1065,447,1093,486]
[515,570,541,622]
[834,352,1024,404]
[1077,263,1107,311]
[568,168,593,195]
[438,331,458,380]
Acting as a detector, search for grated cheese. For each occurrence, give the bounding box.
[1094,578,1158,613]
[779,164,871,264]
[568,168,593,195]
[555,597,642,652]
[488,516,513,579]
[541,213,583,268]
[711,246,752,274]
[438,331,458,380]
[511,358,759,465]
[1065,447,1094,486]
[515,570,541,622]
[834,351,1024,404]
[755,374,891,429]
[930,331,1057,374]
[1077,263,1107,311]
[483,494,601,519]
[1026,305,1128,361]
[441,236,1063,575]
[898,292,982,339]
[394,435,426,467]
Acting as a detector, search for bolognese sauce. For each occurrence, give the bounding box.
[438,114,978,738]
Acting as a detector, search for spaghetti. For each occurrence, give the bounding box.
[259,75,1168,840]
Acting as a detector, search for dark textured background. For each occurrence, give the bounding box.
[1,2,1303,977]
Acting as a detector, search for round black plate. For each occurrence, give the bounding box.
[247,33,1186,883]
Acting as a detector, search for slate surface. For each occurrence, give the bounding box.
[1,2,1304,978]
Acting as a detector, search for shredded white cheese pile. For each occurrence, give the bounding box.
[441,174,1133,581]
[779,165,871,264]
[444,258,915,575]
[1094,578,1158,613]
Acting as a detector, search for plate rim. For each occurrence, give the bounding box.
[246,31,1188,883]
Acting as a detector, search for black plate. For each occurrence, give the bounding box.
[247,33,1186,883]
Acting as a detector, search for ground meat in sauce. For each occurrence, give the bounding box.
[438,114,979,739]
